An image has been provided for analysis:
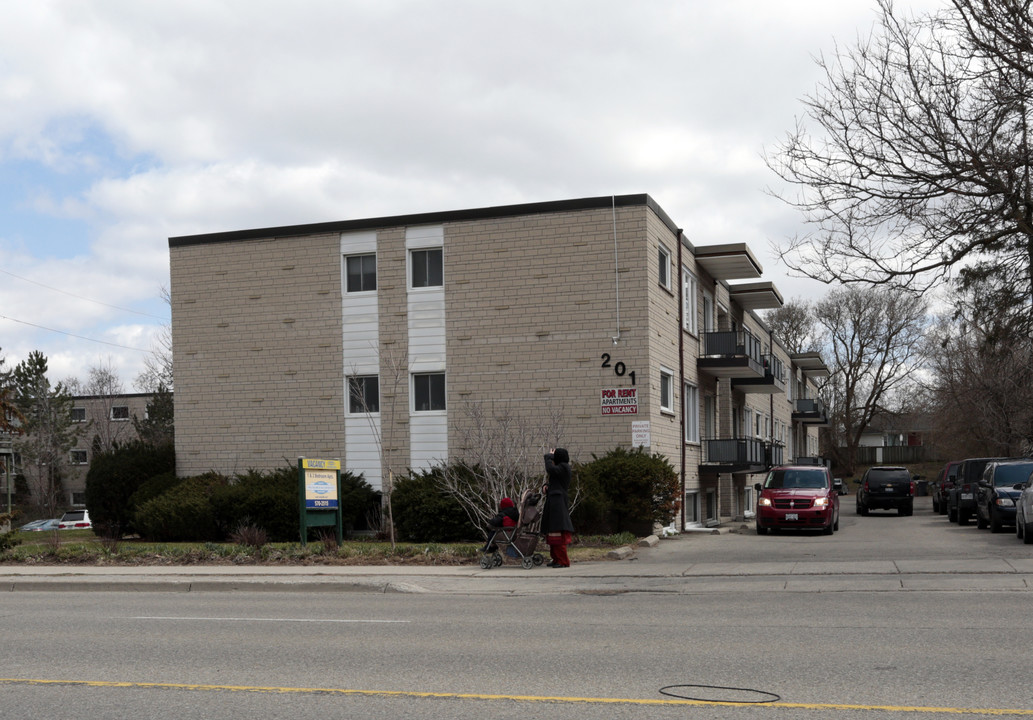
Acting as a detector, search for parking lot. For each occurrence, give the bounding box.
[647,494,1031,567]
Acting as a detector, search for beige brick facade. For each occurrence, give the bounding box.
[169,195,829,527]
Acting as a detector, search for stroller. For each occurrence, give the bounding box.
[478,489,546,570]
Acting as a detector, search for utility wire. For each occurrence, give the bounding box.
[0,315,151,353]
[0,268,168,320]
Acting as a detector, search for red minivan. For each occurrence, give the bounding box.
[754,465,839,535]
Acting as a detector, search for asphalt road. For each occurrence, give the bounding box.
[4,495,1033,719]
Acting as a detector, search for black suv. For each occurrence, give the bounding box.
[948,457,1006,525]
[856,466,915,516]
[975,459,1033,533]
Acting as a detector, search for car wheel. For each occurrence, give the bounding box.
[1017,512,1024,539]
[834,512,840,531]
[1025,520,1033,545]
[948,504,957,522]
[857,502,868,516]
[939,500,947,515]
[823,521,833,535]
[932,497,940,513]
[756,524,768,536]
[958,509,969,525]
[976,510,988,529]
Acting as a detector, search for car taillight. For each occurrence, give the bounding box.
[962,483,971,491]
[863,480,869,491]
[909,481,916,496]
[74,522,89,528]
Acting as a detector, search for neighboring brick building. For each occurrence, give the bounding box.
[169,194,828,528]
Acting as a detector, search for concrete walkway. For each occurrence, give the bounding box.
[3,543,1032,595]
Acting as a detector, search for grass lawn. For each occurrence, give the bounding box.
[2,529,633,566]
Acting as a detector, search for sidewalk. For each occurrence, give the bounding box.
[4,541,1033,595]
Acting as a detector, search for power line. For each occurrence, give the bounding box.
[0,315,152,353]
[0,268,168,320]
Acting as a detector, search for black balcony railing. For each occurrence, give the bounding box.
[766,441,785,467]
[794,397,826,416]
[702,330,764,363]
[703,437,766,465]
[763,354,785,384]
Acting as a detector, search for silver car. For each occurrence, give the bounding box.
[1015,470,1033,544]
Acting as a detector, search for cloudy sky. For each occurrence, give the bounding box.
[0,0,943,389]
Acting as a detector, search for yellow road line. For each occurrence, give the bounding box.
[2,677,1032,715]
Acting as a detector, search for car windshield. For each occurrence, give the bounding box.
[765,469,828,489]
[994,463,1033,486]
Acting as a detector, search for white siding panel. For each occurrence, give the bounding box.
[406,226,447,466]
[341,231,381,486]
[344,415,382,491]
[410,413,448,471]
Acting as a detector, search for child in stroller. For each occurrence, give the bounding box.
[478,490,546,570]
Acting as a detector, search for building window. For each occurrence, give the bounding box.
[413,372,446,412]
[682,267,698,335]
[111,406,129,421]
[71,407,86,423]
[345,253,377,293]
[685,491,700,525]
[658,243,671,291]
[684,383,700,443]
[411,248,443,288]
[348,375,380,413]
[744,485,756,518]
[70,449,88,465]
[659,367,674,414]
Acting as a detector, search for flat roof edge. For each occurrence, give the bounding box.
[169,194,670,248]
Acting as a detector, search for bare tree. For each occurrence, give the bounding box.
[763,298,817,354]
[135,285,173,392]
[813,286,927,474]
[65,361,129,454]
[439,400,566,534]
[768,0,1033,329]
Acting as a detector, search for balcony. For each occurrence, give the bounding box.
[792,398,830,425]
[732,353,787,394]
[698,330,765,378]
[766,441,785,467]
[700,437,767,474]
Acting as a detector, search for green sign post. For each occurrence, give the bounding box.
[298,457,343,546]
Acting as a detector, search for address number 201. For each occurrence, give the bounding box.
[601,354,636,385]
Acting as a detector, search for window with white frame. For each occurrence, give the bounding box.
[413,372,446,412]
[347,375,380,413]
[70,449,88,465]
[411,247,443,288]
[682,267,698,335]
[658,243,671,291]
[702,290,715,332]
[743,407,753,438]
[659,367,674,414]
[744,485,755,518]
[345,253,377,293]
[684,382,699,443]
[71,407,86,423]
[110,406,129,421]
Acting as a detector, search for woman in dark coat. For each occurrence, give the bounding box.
[542,447,575,568]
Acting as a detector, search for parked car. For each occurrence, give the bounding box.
[833,478,848,495]
[947,457,1006,524]
[18,518,60,532]
[57,509,92,530]
[975,459,1033,532]
[1015,470,1033,544]
[932,461,960,515]
[754,465,840,535]
[856,466,915,516]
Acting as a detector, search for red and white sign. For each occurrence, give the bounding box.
[601,387,638,415]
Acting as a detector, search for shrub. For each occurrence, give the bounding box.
[392,467,479,542]
[85,440,175,538]
[133,473,227,542]
[577,447,680,536]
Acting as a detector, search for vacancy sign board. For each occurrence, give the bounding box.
[298,457,343,545]
[601,387,638,415]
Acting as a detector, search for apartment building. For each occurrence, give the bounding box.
[2,393,153,509]
[169,194,828,529]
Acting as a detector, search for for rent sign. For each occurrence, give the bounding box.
[601,387,638,415]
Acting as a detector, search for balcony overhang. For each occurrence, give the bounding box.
[698,355,765,378]
[791,352,831,378]
[732,375,787,394]
[728,281,784,311]
[694,243,763,280]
